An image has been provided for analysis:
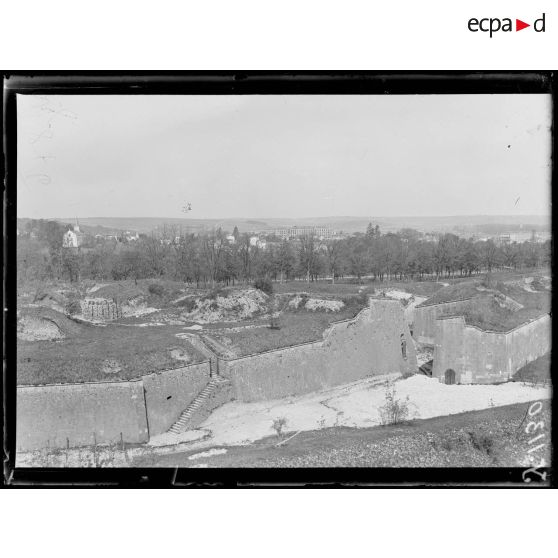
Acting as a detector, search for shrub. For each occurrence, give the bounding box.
[177,298,197,312]
[65,299,82,316]
[254,278,273,295]
[378,384,411,425]
[467,430,495,456]
[271,417,288,437]
[148,283,166,296]
[295,293,309,310]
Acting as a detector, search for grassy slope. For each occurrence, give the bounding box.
[512,353,551,385]
[420,278,550,332]
[131,401,551,468]
[17,324,207,385]
[211,295,367,356]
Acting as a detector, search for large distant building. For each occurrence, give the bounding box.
[274,226,336,240]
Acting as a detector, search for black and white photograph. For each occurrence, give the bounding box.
[9,77,552,478]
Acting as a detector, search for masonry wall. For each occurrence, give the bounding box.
[80,298,122,321]
[220,299,416,402]
[16,380,148,452]
[17,360,213,451]
[142,362,211,436]
[432,314,551,384]
[412,299,473,344]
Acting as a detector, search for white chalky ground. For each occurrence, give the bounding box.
[18,374,550,467]
[178,374,550,448]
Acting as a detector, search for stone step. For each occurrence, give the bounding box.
[167,378,225,434]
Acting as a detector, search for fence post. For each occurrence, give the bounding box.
[120,432,124,452]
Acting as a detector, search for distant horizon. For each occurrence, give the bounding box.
[21,213,552,221]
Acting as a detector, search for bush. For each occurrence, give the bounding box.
[467,431,495,456]
[65,299,82,316]
[254,278,273,296]
[378,384,412,425]
[271,417,288,437]
[177,298,197,312]
[148,283,166,296]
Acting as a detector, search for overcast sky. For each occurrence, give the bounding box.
[17,94,551,219]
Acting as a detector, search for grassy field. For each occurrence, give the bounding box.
[17,323,207,385]
[131,401,552,468]
[210,295,367,356]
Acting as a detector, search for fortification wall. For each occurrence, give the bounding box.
[16,380,148,452]
[80,298,122,321]
[142,361,211,436]
[220,299,416,402]
[506,315,551,373]
[412,299,473,344]
[17,300,419,450]
[432,314,551,384]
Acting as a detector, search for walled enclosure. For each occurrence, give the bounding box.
[412,299,474,345]
[219,299,417,402]
[17,299,417,451]
[432,314,551,384]
[17,360,212,452]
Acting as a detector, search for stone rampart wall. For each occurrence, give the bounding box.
[219,299,416,402]
[432,313,551,384]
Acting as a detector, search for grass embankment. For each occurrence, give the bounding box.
[210,294,368,356]
[419,278,550,332]
[512,353,551,385]
[131,401,551,468]
[17,323,206,385]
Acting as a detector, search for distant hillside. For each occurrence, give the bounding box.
[17,218,124,236]
[32,214,550,236]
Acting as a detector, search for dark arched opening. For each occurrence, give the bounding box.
[445,369,456,385]
[400,333,407,360]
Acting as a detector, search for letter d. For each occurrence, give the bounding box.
[534,13,545,32]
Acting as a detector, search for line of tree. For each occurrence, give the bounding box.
[17,220,551,286]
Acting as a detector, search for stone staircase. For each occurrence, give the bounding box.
[168,375,228,434]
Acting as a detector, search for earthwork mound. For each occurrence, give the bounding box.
[17,307,83,341]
